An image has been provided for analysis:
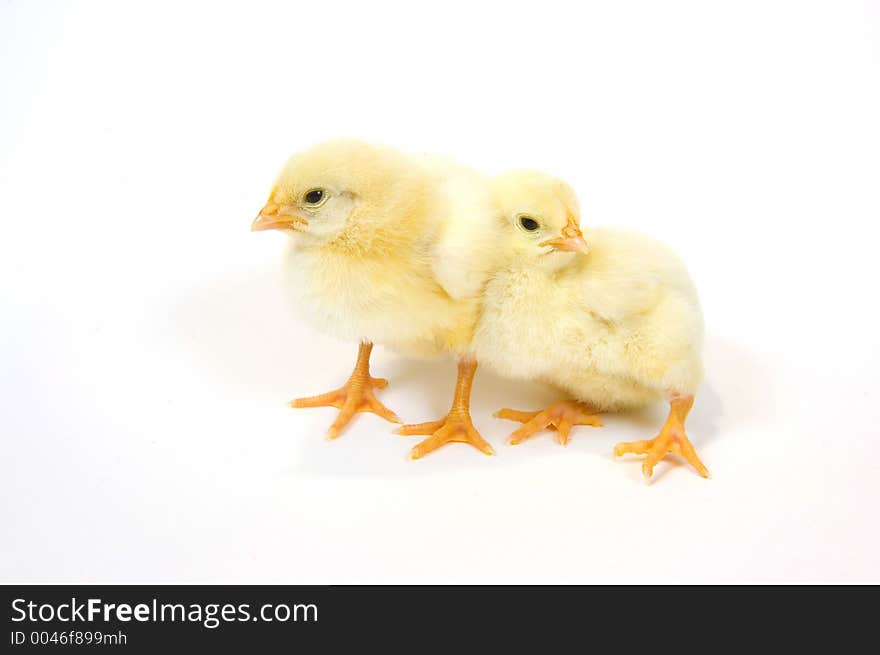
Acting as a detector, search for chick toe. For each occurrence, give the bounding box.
[400,358,493,459]
[406,418,494,460]
[496,400,602,446]
[394,420,447,436]
[290,342,401,440]
[614,396,709,479]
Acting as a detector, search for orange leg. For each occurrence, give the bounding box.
[614,396,709,479]
[395,359,494,459]
[290,342,401,439]
[496,400,602,446]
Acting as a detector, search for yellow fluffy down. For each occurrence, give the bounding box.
[471,227,704,410]
[272,140,501,359]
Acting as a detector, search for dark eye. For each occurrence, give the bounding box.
[519,215,540,231]
[303,188,325,205]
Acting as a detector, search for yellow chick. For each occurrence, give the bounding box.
[471,170,708,479]
[252,139,499,457]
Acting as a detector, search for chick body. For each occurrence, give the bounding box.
[282,234,478,357]
[274,140,499,359]
[473,227,703,411]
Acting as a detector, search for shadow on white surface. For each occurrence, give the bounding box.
[150,268,769,482]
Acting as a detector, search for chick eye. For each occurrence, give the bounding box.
[519,215,540,232]
[303,188,326,206]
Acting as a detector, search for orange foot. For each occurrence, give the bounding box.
[614,396,709,479]
[396,413,494,460]
[290,342,401,439]
[395,359,494,459]
[496,400,602,446]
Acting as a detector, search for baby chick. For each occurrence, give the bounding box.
[252,140,499,457]
[471,170,708,479]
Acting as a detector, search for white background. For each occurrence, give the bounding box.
[2,0,878,583]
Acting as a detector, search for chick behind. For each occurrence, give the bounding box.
[472,170,708,479]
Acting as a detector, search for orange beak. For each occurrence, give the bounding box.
[251,201,308,232]
[539,213,588,254]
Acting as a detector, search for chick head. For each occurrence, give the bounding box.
[492,170,588,271]
[252,139,427,251]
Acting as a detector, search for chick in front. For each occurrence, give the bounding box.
[252,139,499,456]
[471,171,709,479]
